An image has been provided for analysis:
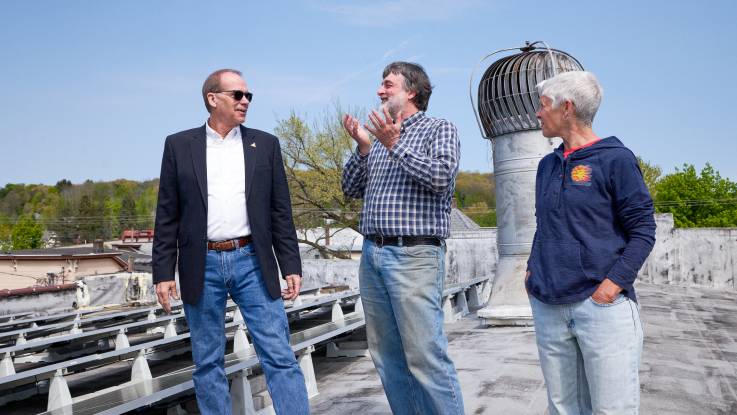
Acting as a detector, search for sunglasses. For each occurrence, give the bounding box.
[214,90,253,102]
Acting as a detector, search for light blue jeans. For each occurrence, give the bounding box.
[529,294,643,415]
[359,239,465,415]
[183,244,309,415]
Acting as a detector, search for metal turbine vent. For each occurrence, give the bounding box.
[470,41,584,139]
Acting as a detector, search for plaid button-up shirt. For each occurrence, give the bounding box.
[342,111,460,238]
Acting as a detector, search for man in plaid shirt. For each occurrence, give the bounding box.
[342,61,464,415]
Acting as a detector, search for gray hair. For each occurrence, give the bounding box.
[382,62,433,111]
[202,69,242,113]
[536,71,603,126]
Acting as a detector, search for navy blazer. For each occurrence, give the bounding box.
[152,125,302,304]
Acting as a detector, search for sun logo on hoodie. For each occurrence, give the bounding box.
[571,165,592,185]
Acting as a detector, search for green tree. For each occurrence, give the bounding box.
[0,184,29,217]
[38,187,60,223]
[55,179,72,191]
[52,192,79,244]
[654,163,737,227]
[119,193,137,231]
[135,180,158,229]
[463,202,497,227]
[11,215,44,250]
[0,214,12,251]
[0,178,161,247]
[78,194,99,242]
[275,107,363,258]
[454,171,495,209]
[454,171,497,226]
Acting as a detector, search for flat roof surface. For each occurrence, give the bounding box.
[311,281,737,414]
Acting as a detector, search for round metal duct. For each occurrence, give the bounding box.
[473,42,584,138]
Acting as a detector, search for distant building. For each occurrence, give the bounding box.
[120,229,154,242]
[0,245,150,291]
[298,227,363,260]
[298,208,483,260]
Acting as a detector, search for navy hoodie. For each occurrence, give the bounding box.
[526,136,656,305]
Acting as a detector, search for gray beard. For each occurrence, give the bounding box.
[381,101,401,121]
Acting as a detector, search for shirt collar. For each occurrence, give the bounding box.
[401,111,425,130]
[563,138,601,159]
[205,121,241,144]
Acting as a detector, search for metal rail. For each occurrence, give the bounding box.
[0,304,183,345]
[5,281,485,414]
[41,313,366,415]
[0,290,360,396]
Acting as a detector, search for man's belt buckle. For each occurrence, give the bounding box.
[213,240,234,251]
[208,237,249,251]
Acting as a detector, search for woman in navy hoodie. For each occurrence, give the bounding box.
[526,71,656,415]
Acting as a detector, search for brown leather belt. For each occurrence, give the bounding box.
[207,235,253,251]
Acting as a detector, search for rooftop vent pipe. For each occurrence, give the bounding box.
[470,41,583,326]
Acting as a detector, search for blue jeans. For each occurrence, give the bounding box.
[529,294,643,415]
[359,239,465,415]
[183,244,309,415]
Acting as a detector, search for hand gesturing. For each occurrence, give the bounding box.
[365,107,403,151]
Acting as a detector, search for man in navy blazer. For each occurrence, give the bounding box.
[152,69,309,415]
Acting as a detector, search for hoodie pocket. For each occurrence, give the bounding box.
[529,239,591,299]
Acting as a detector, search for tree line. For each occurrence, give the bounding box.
[639,160,737,228]
[454,160,737,229]
[0,179,158,250]
[1,109,735,251]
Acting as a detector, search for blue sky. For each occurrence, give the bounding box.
[1,0,736,186]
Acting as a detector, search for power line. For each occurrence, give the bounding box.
[653,198,737,207]
[1,198,735,226]
[0,270,45,281]
[0,215,156,226]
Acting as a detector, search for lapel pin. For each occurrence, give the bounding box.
[250,142,256,148]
